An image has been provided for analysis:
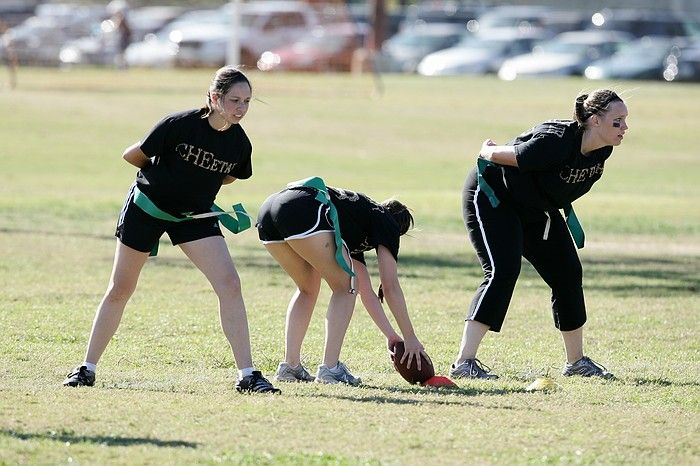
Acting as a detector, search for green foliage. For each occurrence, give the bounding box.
[0,68,698,465]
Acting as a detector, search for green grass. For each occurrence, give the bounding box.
[0,68,698,465]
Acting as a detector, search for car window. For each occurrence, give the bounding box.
[264,12,305,31]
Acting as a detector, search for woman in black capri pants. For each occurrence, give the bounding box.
[451,89,628,380]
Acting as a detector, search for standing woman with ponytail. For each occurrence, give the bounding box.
[63,66,280,394]
[450,89,628,380]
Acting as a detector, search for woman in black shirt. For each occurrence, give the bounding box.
[257,179,430,385]
[451,89,628,380]
[63,67,279,394]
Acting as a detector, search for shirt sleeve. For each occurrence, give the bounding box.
[514,132,570,172]
[370,209,401,261]
[227,131,253,180]
[139,115,173,160]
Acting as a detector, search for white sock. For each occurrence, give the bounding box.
[82,362,97,373]
[238,367,255,379]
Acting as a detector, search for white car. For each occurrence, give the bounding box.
[498,30,633,80]
[125,9,226,68]
[417,28,545,76]
[174,1,319,68]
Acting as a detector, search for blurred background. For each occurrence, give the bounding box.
[1,0,700,83]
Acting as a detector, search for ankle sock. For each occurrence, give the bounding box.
[82,362,97,373]
[238,367,255,379]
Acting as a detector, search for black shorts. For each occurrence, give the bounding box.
[115,185,223,253]
[256,188,333,243]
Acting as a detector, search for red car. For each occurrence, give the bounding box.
[257,22,367,72]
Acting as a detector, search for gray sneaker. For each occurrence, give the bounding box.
[562,356,614,379]
[315,361,362,386]
[274,362,315,383]
[450,358,498,380]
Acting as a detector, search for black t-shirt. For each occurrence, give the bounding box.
[136,108,252,216]
[502,119,612,212]
[328,187,401,265]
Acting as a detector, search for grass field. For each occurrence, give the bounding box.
[0,68,698,465]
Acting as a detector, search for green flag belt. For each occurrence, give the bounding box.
[287,176,356,279]
[477,158,585,249]
[132,185,251,256]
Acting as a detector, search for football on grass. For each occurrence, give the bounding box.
[391,341,434,384]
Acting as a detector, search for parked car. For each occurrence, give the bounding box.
[417,27,545,76]
[125,9,224,68]
[377,22,465,73]
[257,22,367,72]
[664,42,700,81]
[0,0,39,28]
[401,2,482,29]
[470,5,547,33]
[3,3,107,65]
[59,6,184,66]
[498,30,632,80]
[586,9,698,38]
[471,5,589,37]
[174,1,319,68]
[584,36,688,80]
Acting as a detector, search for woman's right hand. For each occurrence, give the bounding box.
[400,335,431,371]
[479,139,497,161]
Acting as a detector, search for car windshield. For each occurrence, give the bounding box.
[615,40,676,61]
[537,41,591,54]
[240,13,263,28]
[392,32,456,47]
[294,32,347,51]
[456,36,508,51]
[154,10,227,40]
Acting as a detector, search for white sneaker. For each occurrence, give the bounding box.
[274,362,314,382]
[315,361,362,386]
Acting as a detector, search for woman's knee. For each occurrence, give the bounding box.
[211,270,243,300]
[104,279,137,303]
[293,266,318,293]
[488,260,521,287]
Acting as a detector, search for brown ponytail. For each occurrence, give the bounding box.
[573,89,623,128]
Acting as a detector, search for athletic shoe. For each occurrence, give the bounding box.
[274,362,315,383]
[315,361,362,386]
[235,371,281,394]
[449,358,499,380]
[63,366,96,387]
[562,356,614,379]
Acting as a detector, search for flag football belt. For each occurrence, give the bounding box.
[477,158,585,249]
[286,176,356,286]
[132,186,251,256]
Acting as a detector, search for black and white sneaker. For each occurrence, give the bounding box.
[449,358,499,380]
[63,366,96,387]
[562,356,614,379]
[235,371,281,394]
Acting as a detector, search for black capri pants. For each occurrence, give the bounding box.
[462,168,586,332]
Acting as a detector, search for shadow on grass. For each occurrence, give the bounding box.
[630,377,700,388]
[515,254,699,297]
[295,384,537,409]
[580,255,699,296]
[0,429,198,448]
[0,227,114,242]
[5,227,696,296]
